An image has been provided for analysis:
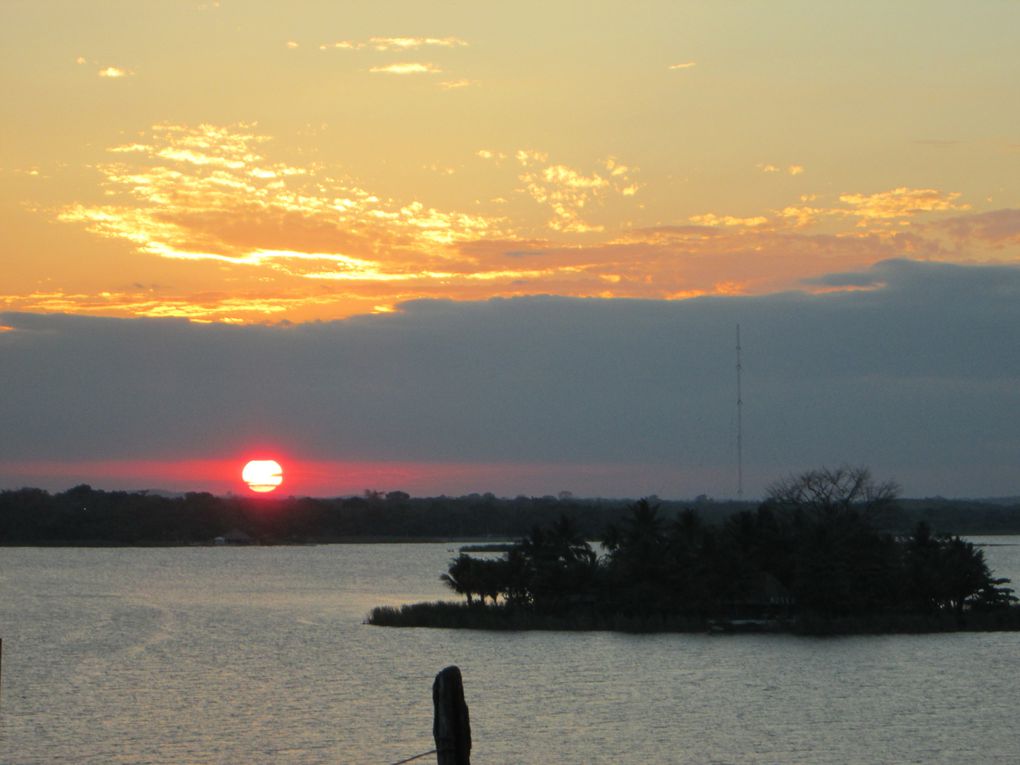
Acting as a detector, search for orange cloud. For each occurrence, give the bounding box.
[839,187,968,220]
[57,124,506,271]
[926,209,1020,253]
[688,213,768,228]
[28,123,1011,324]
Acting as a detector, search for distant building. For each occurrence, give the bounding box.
[213,529,254,545]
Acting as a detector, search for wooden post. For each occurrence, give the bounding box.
[433,666,470,765]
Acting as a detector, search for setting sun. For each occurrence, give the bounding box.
[242,459,283,493]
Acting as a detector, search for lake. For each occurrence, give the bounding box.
[2,539,1019,764]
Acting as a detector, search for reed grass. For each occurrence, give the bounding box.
[367,601,1020,634]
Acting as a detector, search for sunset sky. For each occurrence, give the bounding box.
[2,1,1019,498]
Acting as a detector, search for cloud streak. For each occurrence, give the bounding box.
[839,187,968,221]
[369,62,442,75]
[320,36,468,51]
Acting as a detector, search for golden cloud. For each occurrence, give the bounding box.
[758,163,804,176]
[0,289,361,324]
[319,36,468,52]
[37,123,1008,324]
[777,205,823,228]
[370,36,467,51]
[369,62,442,75]
[98,66,131,78]
[53,124,603,302]
[515,149,549,167]
[839,187,968,220]
[688,214,768,228]
[516,153,639,233]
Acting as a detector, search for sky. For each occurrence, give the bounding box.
[2,1,1019,499]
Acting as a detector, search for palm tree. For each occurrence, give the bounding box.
[604,499,670,613]
[440,554,478,605]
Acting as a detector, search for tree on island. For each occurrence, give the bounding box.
[904,521,1013,619]
[440,554,480,605]
[764,465,900,516]
[517,515,599,609]
[440,553,516,605]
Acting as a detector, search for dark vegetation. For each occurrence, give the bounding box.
[369,468,1020,634]
[0,485,640,545]
[4,475,1020,546]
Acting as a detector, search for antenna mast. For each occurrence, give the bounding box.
[736,324,743,499]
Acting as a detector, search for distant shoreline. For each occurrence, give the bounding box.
[0,536,518,548]
[5,485,1020,545]
[5,533,1020,548]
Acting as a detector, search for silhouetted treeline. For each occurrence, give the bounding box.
[885,499,1020,534]
[373,496,1019,633]
[4,482,1020,546]
[0,485,716,544]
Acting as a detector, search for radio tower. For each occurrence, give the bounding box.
[736,324,743,499]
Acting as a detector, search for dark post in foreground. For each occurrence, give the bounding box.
[433,666,471,765]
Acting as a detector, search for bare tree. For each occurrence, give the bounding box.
[766,465,900,514]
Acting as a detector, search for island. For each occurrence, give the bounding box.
[369,468,1020,634]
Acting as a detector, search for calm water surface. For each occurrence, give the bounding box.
[2,539,1019,764]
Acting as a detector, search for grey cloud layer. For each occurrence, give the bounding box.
[2,259,1019,496]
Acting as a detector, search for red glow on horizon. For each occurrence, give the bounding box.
[0,457,719,499]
